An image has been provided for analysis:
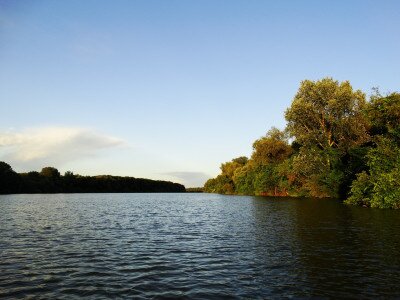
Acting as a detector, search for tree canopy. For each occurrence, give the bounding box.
[204,78,400,208]
[285,78,369,151]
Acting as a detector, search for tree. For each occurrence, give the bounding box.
[204,175,235,194]
[0,162,20,194]
[203,157,248,194]
[346,137,400,209]
[346,92,400,208]
[1,162,186,194]
[249,128,292,195]
[367,91,400,142]
[205,129,293,196]
[233,162,256,195]
[64,171,74,177]
[251,127,292,165]
[285,78,368,152]
[220,156,248,178]
[284,78,369,197]
[40,167,61,178]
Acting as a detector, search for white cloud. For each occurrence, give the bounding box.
[163,171,210,188]
[0,127,124,170]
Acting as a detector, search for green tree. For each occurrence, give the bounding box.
[205,129,293,196]
[220,156,248,178]
[204,174,234,194]
[346,137,400,208]
[232,163,256,195]
[204,157,248,194]
[346,92,400,208]
[251,127,292,166]
[249,128,292,195]
[367,91,400,141]
[285,78,369,197]
[285,78,368,151]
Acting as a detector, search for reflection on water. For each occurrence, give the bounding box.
[0,194,399,298]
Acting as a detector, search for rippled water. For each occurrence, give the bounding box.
[1,193,400,299]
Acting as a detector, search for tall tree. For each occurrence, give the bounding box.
[204,156,248,194]
[346,92,400,208]
[0,162,20,194]
[285,78,369,197]
[367,91,400,142]
[285,78,368,152]
[40,167,61,178]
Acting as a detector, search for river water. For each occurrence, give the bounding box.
[1,193,400,299]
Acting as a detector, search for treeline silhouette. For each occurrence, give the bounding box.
[186,187,204,193]
[0,162,186,194]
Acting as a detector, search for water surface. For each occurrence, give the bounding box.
[1,193,400,298]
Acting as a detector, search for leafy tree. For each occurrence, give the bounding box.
[202,78,400,208]
[285,78,369,197]
[204,175,234,194]
[367,91,400,142]
[288,146,346,197]
[233,162,256,195]
[40,167,61,178]
[19,171,47,193]
[248,128,292,195]
[338,145,370,198]
[346,137,400,208]
[285,78,369,152]
[252,164,281,195]
[38,167,61,192]
[251,127,292,166]
[206,128,292,196]
[0,162,20,194]
[346,92,400,208]
[220,156,248,178]
[64,171,74,177]
[204,157,249,194]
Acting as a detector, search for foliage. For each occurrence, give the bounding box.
[367,91,400,142]
[204,174,235,194]
[284,78,369,197]
[0,163,186,194]
[346,137,400,209]
[204,78,400,209]
[40,167,61,178]
[0,162,20,194]
[232,162,256,195]
[337,145,370,198]
[204,128,292,196]
[186,187,204,193]
[285,78,369,151]
[345,92,400,208]
[251,127,292,165]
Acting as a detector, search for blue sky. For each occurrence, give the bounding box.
[0,0,399,187]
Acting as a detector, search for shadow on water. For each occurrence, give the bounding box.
[250,196,400,298]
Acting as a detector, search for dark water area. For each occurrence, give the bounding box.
[1,193,400,299]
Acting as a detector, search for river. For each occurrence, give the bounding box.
[1,193,399,298]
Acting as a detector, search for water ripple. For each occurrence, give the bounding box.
[1,193,400,298]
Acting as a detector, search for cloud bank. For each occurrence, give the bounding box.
[0,127,124,170]
[163,171,210,188]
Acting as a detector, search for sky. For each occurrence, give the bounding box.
[0,0,399,187]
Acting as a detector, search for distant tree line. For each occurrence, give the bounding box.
[204,78,400,209]
[0,163,186,194]
[185,187,204,193]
